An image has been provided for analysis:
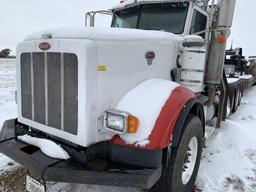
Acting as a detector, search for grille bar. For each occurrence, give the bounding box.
[20,52,78,135]
[61,53,64,131]
[31,53,35,120]
[44,53,48,125]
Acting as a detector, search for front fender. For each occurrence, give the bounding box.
[112,86,196,150]
[147,86,195,150]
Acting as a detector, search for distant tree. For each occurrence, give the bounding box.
[0,48,11,58]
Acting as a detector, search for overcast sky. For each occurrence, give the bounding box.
[0,0,255,56]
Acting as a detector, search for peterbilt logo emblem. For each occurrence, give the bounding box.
[145,51,155,65]
[39,42,51,51]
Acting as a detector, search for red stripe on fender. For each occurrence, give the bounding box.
[111,86,195,150]
[147,86,194,149]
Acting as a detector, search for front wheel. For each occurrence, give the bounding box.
[150,115,204,192]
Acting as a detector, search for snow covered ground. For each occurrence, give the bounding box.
[196,88,256,192]
[1,60,256,191]
[0,59,17,168]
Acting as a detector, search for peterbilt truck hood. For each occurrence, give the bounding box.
[18,26,182,148]
[25,26,182,43]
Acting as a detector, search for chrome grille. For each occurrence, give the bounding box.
[20,52,78,135]
[21,53,32,119]
[47,53,62,130]
[33,53,46,124]
[63,54,78,134]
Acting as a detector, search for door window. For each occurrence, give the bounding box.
[190,10,207,38]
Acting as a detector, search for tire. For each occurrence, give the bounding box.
[226,96,232,118]
[228,84,236,114]
[233,85,242,112]
[233,89,239,112]
[229,92,235,114]
[149,115,204,192]
[237,87,242,107]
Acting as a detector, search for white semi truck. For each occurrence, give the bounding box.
[1,0,255,191]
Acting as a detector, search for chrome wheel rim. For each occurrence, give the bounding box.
[182,137,198,185]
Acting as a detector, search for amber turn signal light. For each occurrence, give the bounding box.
[216,34,227,44]
[128,115,140,133]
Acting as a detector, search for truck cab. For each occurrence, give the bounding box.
[111,1,209,39]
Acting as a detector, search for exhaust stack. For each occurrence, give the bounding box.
[205,0,236,85]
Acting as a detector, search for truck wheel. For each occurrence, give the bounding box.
[233,89,238,112]
[150,115,203,192]
[237,86,242,106]
[236,87,242,107]
[226,96,232,118]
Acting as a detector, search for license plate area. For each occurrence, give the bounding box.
[26,175,46,192]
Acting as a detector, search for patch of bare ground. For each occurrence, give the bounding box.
[0,167,26,192]
[246,175,256,190]
[245,150,256,164]
[244,169,256,190]
[224,175,245,192]
[192,185,202,192]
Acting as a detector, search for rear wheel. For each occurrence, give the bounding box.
[150,115,203,192]
[237,86,242,106]
[228,93,235,116]
[233,89,239,112]
[226,96,232,118]
[233,86,242,112]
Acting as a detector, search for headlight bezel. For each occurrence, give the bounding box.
[104,109,129,134]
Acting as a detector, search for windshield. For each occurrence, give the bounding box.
[112,3,189,34]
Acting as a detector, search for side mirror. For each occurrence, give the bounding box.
[182,35,206,47]
[85,10,113,27]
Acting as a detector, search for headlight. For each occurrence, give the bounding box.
[104,109,139,134]
[104,109,128,134]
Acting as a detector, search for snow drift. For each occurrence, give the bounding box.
[18,135,70,160]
